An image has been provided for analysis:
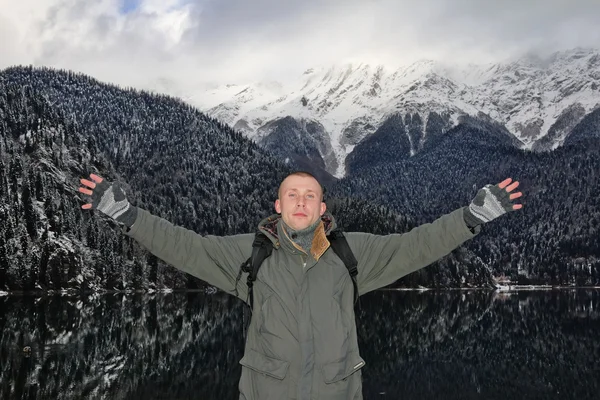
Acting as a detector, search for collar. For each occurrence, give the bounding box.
[257,211,336,260]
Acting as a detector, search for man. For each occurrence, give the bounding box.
[78,171,523,400]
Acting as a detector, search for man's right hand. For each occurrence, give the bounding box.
[79,173,138,227]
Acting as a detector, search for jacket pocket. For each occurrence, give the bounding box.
[323,352,366,383]
[240,348,290,380]
[239,349,290,400]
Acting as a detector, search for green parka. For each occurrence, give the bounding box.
[123,206,480,399]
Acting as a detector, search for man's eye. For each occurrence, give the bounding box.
[307,194,315,199]
[289,193,296,197]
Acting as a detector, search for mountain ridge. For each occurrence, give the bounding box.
[190,47,600,177]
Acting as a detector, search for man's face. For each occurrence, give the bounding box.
[275,175,326,231]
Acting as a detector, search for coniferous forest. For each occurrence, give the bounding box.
[0,65,598,293]
[332,112,600,286]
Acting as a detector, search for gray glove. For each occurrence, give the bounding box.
[79,174,138,228]
[464,182,518,227]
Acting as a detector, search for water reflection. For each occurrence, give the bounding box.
[357,290,600,400]
[1,290,599,400]
[0,293,246,400]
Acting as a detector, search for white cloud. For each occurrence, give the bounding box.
[0,0,599,92]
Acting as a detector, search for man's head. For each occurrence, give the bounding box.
[275,172,326,231]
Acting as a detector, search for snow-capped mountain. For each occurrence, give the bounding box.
[190,48,600,177]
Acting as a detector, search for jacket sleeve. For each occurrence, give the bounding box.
[345,207,481,296]
[121,207,253,301]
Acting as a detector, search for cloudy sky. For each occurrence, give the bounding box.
[1,0,599,91]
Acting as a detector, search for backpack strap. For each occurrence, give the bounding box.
[239,231,273,311]
[327,229,359,304]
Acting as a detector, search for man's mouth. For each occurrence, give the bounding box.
[293,213,307,217]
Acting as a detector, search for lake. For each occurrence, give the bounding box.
[1,289,599,400]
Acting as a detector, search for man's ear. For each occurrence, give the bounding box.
[320,202,326,216]
[275,199,281,213]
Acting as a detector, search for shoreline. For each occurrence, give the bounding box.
[382,285,600,291]
[2,286,600,297]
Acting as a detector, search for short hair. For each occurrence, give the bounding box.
[278,171,325,201]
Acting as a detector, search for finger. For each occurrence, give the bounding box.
[79,187,93,196]
[82,203,92,209]
[509,192,522,200]
[498,178,512,189]
[90,174,103,183]
[80,178,96,189]
[513,204,523,210]
[505,181,519,192]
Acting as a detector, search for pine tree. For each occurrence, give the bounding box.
[22,179,37,239]
[35,171,44,201]
[44,197,60,233]
[38,243,50,288]
[132,258,144,290]
[86,220,97,249]
[60,198,71,234]
[0,236,8,291]
[67,250,80,287]
[105,249,121,291]
[27,251,39,291]
[95,251,107,289]
[0,160,6,198]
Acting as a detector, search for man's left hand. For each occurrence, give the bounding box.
[464,178,523,227]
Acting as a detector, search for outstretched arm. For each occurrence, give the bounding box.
[79,174,252,301]
[346,178,523,295]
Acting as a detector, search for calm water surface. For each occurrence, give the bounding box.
[1,289,599,400]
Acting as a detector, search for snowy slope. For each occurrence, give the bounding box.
[189,48,600,177]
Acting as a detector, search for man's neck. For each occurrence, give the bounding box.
[283,218,321,253]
